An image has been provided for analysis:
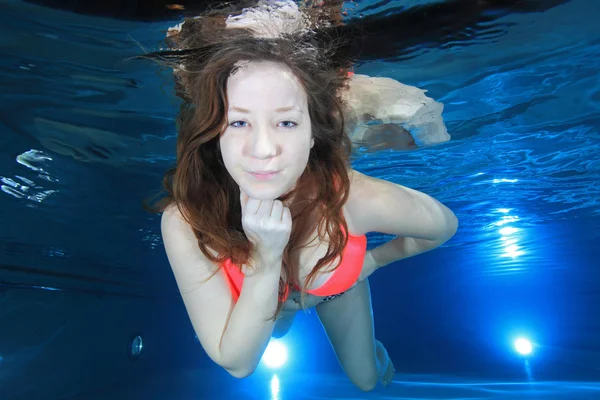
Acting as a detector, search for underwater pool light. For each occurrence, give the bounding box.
[514,337,532,356]
[128,335,144,360]
[262,339,288,369]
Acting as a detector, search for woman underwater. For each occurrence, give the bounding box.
[147,2,458,392]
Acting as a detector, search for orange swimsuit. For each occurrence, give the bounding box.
[221,231,367,302]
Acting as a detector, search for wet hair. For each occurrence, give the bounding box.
[142,11,355,319]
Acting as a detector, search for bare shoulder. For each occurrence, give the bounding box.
[160,204,218,284]
[161,204,207,255]
[345,168,421,235]
[344,169,384,235]
[161,204,200,255]
[345,168,458,240]
[161,203,185,232]
[346,169,389,204]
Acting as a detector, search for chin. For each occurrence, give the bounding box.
[240,181,293,201]
[244,187,286,201]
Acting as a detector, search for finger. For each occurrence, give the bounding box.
[245,197,262,215]
[282,206,292,224]
[239,188,249,212]
[256,199,274,218]
[271,200,283,220]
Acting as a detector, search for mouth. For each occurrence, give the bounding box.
[248,170,281,180]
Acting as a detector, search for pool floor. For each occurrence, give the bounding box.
[67,369,600,400]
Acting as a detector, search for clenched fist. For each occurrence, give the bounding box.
[240,189,292,265]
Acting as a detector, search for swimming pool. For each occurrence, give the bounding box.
[1,0,599,399]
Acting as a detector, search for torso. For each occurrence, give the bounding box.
[222,169,371,298]
[288,205,363,290]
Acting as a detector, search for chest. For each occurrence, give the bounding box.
[293,236,337,290]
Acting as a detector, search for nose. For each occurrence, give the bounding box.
[249,124,278,159]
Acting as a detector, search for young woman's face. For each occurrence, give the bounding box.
[220,61,314,200]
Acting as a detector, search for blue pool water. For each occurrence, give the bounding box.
[1,0,599,399]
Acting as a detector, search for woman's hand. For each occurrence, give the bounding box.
[240,189,292,266]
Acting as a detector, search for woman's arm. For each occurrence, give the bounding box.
[346,170,458,278]
[161,206,282,378]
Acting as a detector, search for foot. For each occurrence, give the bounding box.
[375,340,395,387]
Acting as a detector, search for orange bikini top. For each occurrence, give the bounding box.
[221,230,367,302]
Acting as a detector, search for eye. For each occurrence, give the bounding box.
[230,120,248,128]
[279,121,298,128]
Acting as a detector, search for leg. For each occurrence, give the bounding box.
[272,309,297,338]
[316,279,394,391]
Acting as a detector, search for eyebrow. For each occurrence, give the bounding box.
[229,106,303,114]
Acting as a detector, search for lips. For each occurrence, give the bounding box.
[249,170,280,180]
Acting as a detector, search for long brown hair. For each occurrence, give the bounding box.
[143,15,355,319]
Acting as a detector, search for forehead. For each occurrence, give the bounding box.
[227,61,308,108]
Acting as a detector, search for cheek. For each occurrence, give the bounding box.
[299,136,313,159]
[284,142,311,173]
[289,131,313,154]
[219,136,239,169]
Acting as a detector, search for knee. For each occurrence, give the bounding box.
[271,326,290,339]
[272,311,295,338]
